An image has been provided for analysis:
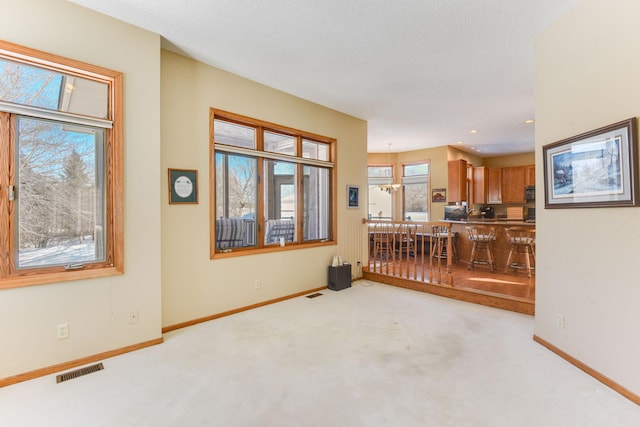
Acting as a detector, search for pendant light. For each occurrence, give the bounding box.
[379,143,401,193]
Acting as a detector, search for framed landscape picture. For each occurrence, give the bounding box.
[543,118,639,208]
[432,188,446,203]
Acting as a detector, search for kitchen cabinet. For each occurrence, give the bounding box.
[448,159,468,202]
[474,166,502,204]
[501,166,526,204]
[473,167,488,203]
[525,164,535,187]
[487,167,502,204]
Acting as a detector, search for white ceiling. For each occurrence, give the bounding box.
[69,0,581,156]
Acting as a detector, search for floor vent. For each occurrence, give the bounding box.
[56,363,104,383]
[306,292,323,298]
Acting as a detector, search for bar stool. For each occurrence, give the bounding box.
[466,226,496,271]
[430,225,457,262]
[505,227,536,278]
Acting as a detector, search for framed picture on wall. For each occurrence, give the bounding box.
[543,117,639,208]
[347,185,359,209]
[168,168,198,204]
[432,188,446,202]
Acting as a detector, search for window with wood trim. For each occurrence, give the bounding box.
[402,162,429,221]
[0,41,123,288]
[367,165,394,220]
[210,109,335,256]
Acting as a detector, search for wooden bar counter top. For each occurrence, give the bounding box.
[443,219,535,273]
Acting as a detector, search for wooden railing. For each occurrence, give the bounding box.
[363,219,454,285]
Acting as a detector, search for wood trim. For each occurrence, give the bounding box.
[0,337,163,388]
[0,113,11,278]
[109,69,125,273]
[210,108,335,144]
[533,335,640,406]
[162,286,327,333]
[364,271,534,315]
[0,266,123,290]
[0,40,124,288]
[209,108,337,258]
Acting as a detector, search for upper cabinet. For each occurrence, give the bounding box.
[501,166,527,204]
[525,164,535,187]
[474,166,502,204]
[448,159,468,202]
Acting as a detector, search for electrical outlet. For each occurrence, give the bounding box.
[557,314,565,329]
[56,323,69,340]
[128,311,139,324]
[255,280,260,289]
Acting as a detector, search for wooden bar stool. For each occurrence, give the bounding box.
[505,227,536,278]
[466,226,496,271]
[430,225,457,262]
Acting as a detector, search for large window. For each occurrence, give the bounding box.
[402,162,429,221]
[368,165,394,219]
[0,41,123,288]
[211,109,335,256]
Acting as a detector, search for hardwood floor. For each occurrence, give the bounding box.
[363,257,535,315]
[452,263,535,300]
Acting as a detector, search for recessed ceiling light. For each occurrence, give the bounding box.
[524,119,535,124]
[456,141,463,144]
[470,129,479,134]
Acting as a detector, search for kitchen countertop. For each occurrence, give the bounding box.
[442,219,535,226]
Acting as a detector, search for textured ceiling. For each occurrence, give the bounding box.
[69,0,581,155]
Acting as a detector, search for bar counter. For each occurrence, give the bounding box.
[442,219,535,272]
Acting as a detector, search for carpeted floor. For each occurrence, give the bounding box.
[1,280,639,426]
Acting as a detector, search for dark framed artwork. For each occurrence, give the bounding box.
[432,188,446,203]
[543,117,639,208]
[168,168,198,204]
[347,185,359,209]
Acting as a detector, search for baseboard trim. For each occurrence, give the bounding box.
[533,335,640,405]
[162,285,328,333]
[0,337,163,388]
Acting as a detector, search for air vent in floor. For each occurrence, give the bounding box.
[56,363,104,383]
[306,292,323,298]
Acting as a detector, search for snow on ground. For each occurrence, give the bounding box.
[19,240,97,267]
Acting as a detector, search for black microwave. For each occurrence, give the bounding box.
[525,186,535,201]
[444,205,468,221]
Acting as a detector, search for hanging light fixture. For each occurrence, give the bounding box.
[379,143,401,193]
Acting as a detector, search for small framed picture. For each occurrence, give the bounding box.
[347,185,359,209]
[168,168,198,204]
[432,188,446,203]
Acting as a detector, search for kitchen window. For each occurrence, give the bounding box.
[211,109,335,257]
[402,162,429,221]
[0,41,123,288]
[367,165,394,220]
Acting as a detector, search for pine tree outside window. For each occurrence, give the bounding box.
[0,41,123,288]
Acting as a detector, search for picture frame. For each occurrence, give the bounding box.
[543,117,639,208]
[432,188,446,203]
[347,185,359,209]
[168,168,198,204]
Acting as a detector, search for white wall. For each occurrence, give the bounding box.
[160,51,368,327]
[0,0,162,379]
[534,0,640,395]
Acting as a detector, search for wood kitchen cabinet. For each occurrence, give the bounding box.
[525,164,535,187]
[474,166,502,204]
[448,159,468,202]
[501,166,526,204]
[487,167,502,204]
